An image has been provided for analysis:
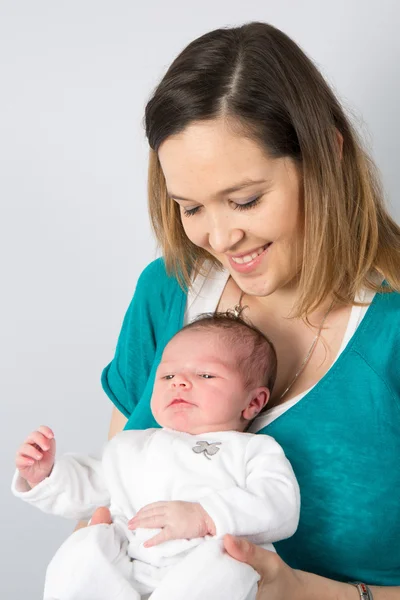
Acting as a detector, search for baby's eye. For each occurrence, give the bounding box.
[199,374,214,379]
[163,374,174,380]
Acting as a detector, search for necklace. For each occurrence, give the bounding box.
[230,290,334,401]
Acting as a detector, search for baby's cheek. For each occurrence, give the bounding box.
[204,396,230,420]
[150,392,162,417]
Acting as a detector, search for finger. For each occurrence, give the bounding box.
[89,507,112,526]
[134,502,167,518]
[24,431,52,452]
[129,507,165,525]
[223,535,277,575]
[128,515,165,530]
[143,529,170,548]
[17,443,44,461]
[16,455,35,469]
[37,426,54,440]
[129,510,165,525]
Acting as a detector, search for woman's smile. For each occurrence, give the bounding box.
[228,243,272,273]
[159,119,304,298]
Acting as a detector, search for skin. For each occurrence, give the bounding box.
[151,328,269,434]
[154,118,392,598]
[34,117,396,598]
[159,118,304,300]
[16,328,269,548]
[158,118,352,407]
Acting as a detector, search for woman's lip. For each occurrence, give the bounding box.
[227,243,272,274]
[228,244,269,259]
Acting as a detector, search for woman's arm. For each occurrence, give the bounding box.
[74,407,127,531]
[224,535,400,600]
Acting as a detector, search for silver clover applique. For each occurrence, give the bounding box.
[192,441,222,460]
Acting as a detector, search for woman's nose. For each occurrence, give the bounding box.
[207,216,244,254]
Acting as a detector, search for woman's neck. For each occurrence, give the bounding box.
[241,287,337,331]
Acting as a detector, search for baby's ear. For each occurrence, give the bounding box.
[242,387,270,420]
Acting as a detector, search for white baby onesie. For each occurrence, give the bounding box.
[12,427,300,600]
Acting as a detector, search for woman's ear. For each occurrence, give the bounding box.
[242,387,270,421]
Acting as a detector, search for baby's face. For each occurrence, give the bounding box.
[151,329,268,434]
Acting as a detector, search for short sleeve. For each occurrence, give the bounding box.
[101,259,172,418]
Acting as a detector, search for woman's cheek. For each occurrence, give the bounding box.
[181,219,207,249]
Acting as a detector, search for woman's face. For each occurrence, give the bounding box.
[158,119,304,297]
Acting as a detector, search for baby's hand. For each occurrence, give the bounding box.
[128,501,216,547]
[15,426,56,488]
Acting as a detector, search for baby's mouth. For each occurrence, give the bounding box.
[169,398,192,406]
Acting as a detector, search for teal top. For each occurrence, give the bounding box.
[102,258,400,586]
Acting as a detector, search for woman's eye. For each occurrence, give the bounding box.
[183,206,201,217]
[233,196,261,211]
[182,196,261,218]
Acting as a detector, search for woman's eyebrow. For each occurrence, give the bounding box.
[168,178,268,202]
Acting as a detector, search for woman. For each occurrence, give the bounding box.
[90,21,400,599]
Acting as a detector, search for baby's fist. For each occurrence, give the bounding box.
[15,426,56,487]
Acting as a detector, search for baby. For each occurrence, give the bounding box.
[12,313,300,600]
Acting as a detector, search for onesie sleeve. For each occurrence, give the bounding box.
[11,453,110,520]
[101,259,169,419]
[198,435,300,544]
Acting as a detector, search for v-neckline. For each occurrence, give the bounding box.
[184,263,378,432]
[249,288,379,431]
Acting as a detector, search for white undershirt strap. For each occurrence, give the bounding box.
[184,262,375,431]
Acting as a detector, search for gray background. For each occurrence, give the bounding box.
[1,1,399,597]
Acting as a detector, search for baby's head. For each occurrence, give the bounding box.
[151,313,277,434]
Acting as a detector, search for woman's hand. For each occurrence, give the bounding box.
[128,501,216,547]
[89,506,113,526]
[15,425,56,488]
[224,535,303,599]
[224,535,359,600]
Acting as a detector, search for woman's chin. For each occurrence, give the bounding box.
[232,273,275,298]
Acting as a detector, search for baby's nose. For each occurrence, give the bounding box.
[171,376,190,388]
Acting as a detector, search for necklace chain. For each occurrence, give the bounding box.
[230,291,334,401]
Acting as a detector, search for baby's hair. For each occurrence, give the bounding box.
[179,312,277,398]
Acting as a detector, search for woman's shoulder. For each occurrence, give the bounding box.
[114,257,186,347]
[351,290,400,388]
[136,257,174,288]
[366,288,400,325]
[134,257,185,305]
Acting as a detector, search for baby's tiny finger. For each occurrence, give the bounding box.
[144,530,169,548]
[37,425,54,439]
[25,431,50,452]
[132,515,164,530]
[16,455,35,468]
[19,443,43,460]
[135,502,165,518]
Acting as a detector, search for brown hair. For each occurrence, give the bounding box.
[145,21,400,317]
[179,311,277,396]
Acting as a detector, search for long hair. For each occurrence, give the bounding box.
[145,21,400,316]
